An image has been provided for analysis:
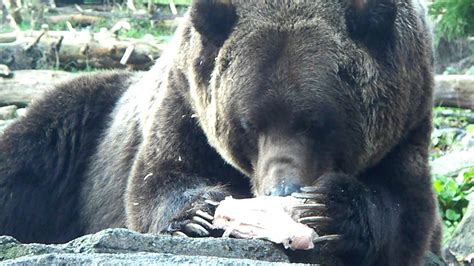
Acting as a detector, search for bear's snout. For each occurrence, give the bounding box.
[265,181,301,196]
[261,158,304,196]
[255,134,312,196]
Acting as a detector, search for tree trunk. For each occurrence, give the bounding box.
[147,0,155,14]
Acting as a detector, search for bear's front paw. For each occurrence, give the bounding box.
[163,191,226,238]
[292,174,373,260]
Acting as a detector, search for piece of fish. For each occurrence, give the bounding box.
[213,196,317,250]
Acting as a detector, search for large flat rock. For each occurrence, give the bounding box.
[0,228,445,265]
[3,253,286,265]
[0,229,290,264]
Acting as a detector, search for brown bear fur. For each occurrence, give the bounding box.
[0,0,441,265]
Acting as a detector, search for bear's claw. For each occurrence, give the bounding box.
[192,215,215,230]
[292,203,326,210]
[300,186,324,193]
[172,202,222,237]
[172,231,188,237]
[204,199,220,206]
[298,216,332,224]
[291,192,324,200]
[196,209,214,220]
[312,234,342,243]
[183,223,210,236]
[291,186,343,246]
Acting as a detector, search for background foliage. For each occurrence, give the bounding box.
[429,0,474,40]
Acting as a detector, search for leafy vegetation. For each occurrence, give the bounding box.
[431,107,473,159]
[156,0,190,5]
[431,107,474,241]
[123,19,176,39]
[429,0,474,40]
[433,168,474,241]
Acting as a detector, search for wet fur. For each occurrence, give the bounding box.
[0,1,440,265]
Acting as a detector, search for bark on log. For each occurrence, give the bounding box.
[434,75,474,110]
[48,6,177,21]
[0,30,164,70]
[1,71,473,110]
[46,14,103,26]
[0,70,77,105]
[0,32,16,43]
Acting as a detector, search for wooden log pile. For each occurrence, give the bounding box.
[0,29,165,70]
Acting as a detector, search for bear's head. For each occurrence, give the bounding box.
[182,0,433,196]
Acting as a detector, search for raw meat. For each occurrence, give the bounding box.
[213,196,317,250]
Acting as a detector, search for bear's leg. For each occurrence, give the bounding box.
[123,91,248,237]
[126,165,229,237]
[127,164,235,237]
[295,118,440,265]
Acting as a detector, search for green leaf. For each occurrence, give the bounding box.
[463,167,474,178]
[434,180,444,193]
[452,195,464,201]
[468,66,474,76]
[446,209,461,221]
[445,179,459,198]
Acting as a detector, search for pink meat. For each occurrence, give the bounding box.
[213,196,317,250]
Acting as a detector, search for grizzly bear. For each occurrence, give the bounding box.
[0,0,441,265]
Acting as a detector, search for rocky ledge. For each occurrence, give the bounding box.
[0,228,445,265]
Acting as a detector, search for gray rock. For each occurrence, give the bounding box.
[444,194,474,264]
[0,228,445,265]
[15,108,27,117]
[460,133,474,149]
[62,228,289,262]
[0,106,17,120]
[0,236,65,261]
[0,229,290,263]
[0,120,15,134]
[424,252,447,266]
[2,253,289,265]
[431,147,474,176]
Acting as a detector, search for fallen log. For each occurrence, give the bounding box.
[434,75,474,110]
[46,14,103,26]
[0,32,16,43]
[0,70,78,106]
[2,71,474,110]
[47,6,178,21]
[0,30,165,70]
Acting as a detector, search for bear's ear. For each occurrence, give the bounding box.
[346,0,397,43]
[190,0,237,45]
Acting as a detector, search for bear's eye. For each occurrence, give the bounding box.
[293,119,312,135]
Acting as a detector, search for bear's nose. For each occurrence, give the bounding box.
[265,182,301,196]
